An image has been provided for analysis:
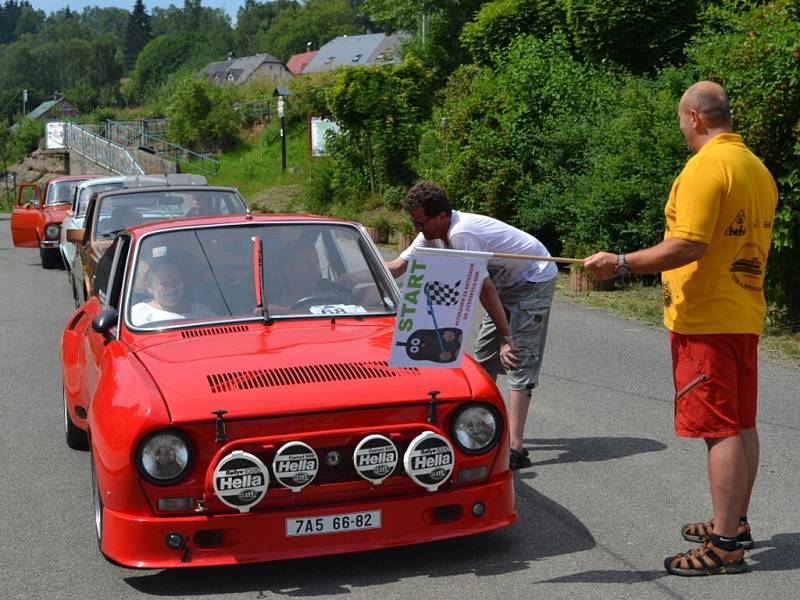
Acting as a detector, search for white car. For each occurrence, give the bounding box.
[61,174,207,306]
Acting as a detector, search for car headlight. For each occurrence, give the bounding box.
[450,403,502,454]
[44,224,60,239]
[135,430,193,485]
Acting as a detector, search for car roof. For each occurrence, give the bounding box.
[47,174,100,183]
[74,173,207,190]
[95,185,242,202]
[127,213,351,237]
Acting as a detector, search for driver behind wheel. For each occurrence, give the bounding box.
[267,241,349,314]
[131,259,214,325]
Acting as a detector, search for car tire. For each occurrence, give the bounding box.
[91,452,104,550]
[40,247,63,269]
[64,385,89,450]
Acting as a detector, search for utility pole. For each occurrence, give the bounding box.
[22,89,27,116]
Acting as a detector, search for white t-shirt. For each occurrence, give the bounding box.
[400,211,557,290]
[130,302,213,326]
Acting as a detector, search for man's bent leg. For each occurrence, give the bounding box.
[508,388,532,452]
[707,434,749,538]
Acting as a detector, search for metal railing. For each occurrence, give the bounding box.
[233,98,274,121]
[64,122,145,176]
[105,120,220,176]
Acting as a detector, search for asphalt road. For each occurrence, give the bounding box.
[2,214,799,600]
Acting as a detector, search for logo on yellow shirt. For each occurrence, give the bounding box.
[730,243,766,292]
[725,209,746,236]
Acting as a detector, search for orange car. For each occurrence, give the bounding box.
[10,174,100,268]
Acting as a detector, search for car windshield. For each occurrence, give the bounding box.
[46,179,88,206]
[75,182,126,217]
[126,223,398,329]
[94,189,245,240]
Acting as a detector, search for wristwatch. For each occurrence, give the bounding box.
[615,254,630,278]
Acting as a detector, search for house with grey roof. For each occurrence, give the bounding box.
[10,96,78,130]
[204,53,292,86]
[302,32,410,74]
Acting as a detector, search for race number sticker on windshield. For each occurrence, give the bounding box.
[404,431,455,492]
[353,435,398,485]
[212,450,269,513]
[286,510,381,537]
[273,441,318,492]
[309,305,368,315]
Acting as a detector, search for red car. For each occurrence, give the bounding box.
[61,214,515,568]
[10,174,99,268]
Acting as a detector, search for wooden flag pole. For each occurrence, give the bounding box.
[490,252,585,265]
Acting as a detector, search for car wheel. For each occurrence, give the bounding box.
[64,385,88,450]
[40,247,63,269]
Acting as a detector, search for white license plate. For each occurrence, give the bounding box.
[286,510,381,537]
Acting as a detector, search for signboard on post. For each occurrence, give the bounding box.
[45,121,65,149]
[308,116,340,157]
[389,248,488,368]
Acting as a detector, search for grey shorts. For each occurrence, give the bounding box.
[473,277,556,391]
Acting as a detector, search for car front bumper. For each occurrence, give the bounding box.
[101,473,516,568]
[40,240,59,248]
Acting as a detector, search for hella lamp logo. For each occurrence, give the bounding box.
[403,431,455,492]
[353,435,398,484]
[212,450,269,513]
[272,441,318,492]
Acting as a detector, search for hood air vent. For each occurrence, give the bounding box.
[208,361,420,394]
[182,325,250,338]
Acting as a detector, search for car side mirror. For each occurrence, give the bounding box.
[92,308,119,342]
[67,228,86,243]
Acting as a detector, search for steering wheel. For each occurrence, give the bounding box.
[289,293,350,311]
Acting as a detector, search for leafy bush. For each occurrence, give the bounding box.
[166,76,241,151]
[565,0,700,73]
[461,0,566,65]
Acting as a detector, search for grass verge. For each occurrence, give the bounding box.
[557,272,800,366]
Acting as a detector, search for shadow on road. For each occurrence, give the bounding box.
[524,436,667,467]
[123,485,595,596]
[533,531,800,585]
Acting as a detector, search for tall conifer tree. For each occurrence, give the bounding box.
[123,0,151,70]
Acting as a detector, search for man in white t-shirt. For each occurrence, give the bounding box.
[387,181,557,470]
[131,259,213,326]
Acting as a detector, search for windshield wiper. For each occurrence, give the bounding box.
[252,235,272,325]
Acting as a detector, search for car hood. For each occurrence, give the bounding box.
[134,321,474,423]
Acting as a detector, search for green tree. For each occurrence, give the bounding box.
[362,0,486,85]
[255,0,364,62]
[123,0,152,70]
[126,33,223,103]
[166,76,241,150]
[325,58,433,200]
[565,0,701,73]
[461,0,565,65]
[234,0,298,57]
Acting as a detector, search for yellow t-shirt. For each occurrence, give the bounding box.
[662,133,778,334]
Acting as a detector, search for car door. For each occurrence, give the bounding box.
[10,183,43,247]
[79,236,131,413]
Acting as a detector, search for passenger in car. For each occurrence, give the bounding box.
[130,259,214,326]
[267,241,350,313]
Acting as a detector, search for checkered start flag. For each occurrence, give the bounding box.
[424,280,461,306]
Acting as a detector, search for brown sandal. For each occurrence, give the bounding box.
[681,519,754,549]
[664,541,749,576]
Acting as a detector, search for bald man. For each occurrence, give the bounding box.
[585,81,778,576]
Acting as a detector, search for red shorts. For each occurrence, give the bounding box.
[670,332,759,438]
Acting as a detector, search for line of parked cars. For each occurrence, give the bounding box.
[10,172,516,568]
